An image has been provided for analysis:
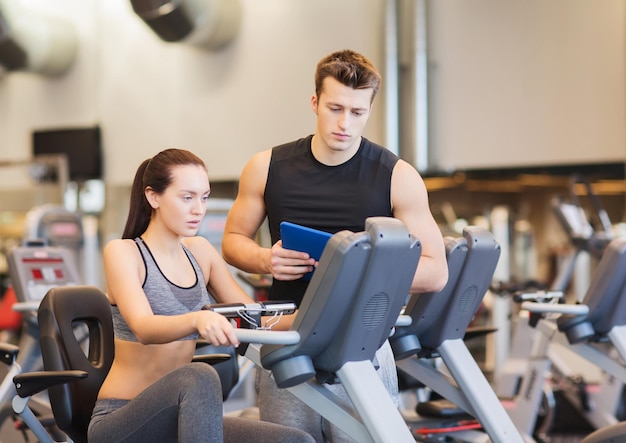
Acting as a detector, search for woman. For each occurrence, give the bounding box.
[88,148,314,442]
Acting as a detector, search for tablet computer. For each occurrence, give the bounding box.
[280,221,333,280]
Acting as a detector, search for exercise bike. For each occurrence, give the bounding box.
[0,241,81,442]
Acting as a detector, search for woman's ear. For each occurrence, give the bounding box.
[145,187,159,209]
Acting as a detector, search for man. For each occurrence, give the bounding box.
[223,49,448,442]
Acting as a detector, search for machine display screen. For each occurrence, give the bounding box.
[24,257,66,282]
[13,252,79,302]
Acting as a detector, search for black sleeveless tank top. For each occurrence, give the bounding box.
[263,135,399,305]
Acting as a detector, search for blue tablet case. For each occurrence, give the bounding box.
[280,221,333,280]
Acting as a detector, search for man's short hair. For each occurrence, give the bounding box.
[315,49,381,103]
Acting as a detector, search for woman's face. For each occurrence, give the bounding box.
[152,164,211,237]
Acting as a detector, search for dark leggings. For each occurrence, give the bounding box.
[88,362,315,443]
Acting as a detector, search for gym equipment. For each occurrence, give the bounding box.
[22,203,102,289]
[0,245,80,405]
[198,300,297,401]
[494,174,620,434]
[390,226,526,442]
[24,205,86,281]
[7,242,81,313]
[0,340,66,440]
[243,216,422,442]
[516,236,626,438]
[0,242,81,440]
[550,174,613,300]
[12,286,113,443]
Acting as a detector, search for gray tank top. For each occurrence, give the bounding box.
[111,237,214,342]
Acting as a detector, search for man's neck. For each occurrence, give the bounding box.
[310,135,361,166]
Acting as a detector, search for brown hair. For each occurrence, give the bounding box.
[122,148,207,239]
[314,49,381,103]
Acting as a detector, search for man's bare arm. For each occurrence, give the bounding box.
[223,150,316,280]
[391,160,448,293]
[222,150,273,274]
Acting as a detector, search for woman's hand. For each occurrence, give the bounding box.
[195,310,240,347]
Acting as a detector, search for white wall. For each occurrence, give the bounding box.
[0,0,387,186]
[427,0,626,172]
[2,0,625,188]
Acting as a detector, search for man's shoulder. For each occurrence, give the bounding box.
[360,137,399,166]
[271,135,312,160]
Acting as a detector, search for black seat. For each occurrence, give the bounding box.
[40,286,113,442]
[15,286,114,443]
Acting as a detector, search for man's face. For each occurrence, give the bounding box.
[311,77,373,154]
